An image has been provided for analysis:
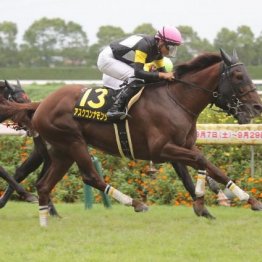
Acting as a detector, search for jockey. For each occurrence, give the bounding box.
[97,26,182,121]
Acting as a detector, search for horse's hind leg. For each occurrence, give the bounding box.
[36,155,60,217]
[171,162,215,219]
[36,150,74,226]
[172,162,196,200]
[33,137,60,217]
[71,142,148,212]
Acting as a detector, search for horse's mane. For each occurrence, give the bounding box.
[175,52,222,78]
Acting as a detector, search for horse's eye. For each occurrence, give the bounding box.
[238,87,244,94]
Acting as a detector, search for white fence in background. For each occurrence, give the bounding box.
[18,80,102,86]
[0,124,26,135]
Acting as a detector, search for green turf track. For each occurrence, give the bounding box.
[0,202,261,262]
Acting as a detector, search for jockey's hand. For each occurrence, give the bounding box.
[159,72,175,81]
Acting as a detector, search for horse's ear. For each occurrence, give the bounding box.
[16,79,22,89]
[232,49,239,63]
[220,48,232,66]
[5,80,15,92]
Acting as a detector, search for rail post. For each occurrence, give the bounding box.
[84,156,111,209]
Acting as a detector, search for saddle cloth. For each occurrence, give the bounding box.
[73,86,144,123]
[73,86,144,160]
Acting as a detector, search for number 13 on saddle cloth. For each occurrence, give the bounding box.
[73,86,144,122]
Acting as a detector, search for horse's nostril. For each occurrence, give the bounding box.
[253,104,262,113]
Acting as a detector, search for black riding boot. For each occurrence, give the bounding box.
[107,80,144,121]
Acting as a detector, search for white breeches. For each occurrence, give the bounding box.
[97,46,135,89]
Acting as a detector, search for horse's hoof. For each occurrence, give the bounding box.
[248,197,262,211]
[0,199,6,208]
[132,199,149,212]
[200,207,216,220]
[48,209,62,218]
[23,193,38,203]
[193,197,216,220]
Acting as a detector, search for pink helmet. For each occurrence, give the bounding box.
[155,26,182,45]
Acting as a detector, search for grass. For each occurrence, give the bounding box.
[0,202,261,262]
[23,83,63,101]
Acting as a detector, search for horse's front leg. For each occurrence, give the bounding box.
[0,142,44,208]
[171,162,215,219]
[161,143,260,210]
[160,143,208,169]
[206,161,262,211]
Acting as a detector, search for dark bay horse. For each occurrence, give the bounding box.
[0,80,212,217]
[0,81,36,202]
[2,49,262,226]
[0,80,223,219]
[0,80,214,219]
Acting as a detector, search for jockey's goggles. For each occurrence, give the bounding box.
[165,44,178,58]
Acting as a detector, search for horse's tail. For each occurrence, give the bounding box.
[0,101,40,130]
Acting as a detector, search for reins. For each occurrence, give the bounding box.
[166,81,199,118]
[166,64,222,118]
[172,78,215,95]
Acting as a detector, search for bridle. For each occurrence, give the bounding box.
[167,61,256,118]
[215,62,256,117]
[4,86,29,103]
[0,82,30,131]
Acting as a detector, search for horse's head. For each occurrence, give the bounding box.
[0,80,31,103]
[0,80,31,123]
[214,49,262,124]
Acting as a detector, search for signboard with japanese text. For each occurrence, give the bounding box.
[196,124,262,145]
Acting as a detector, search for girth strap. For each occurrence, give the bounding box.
[113,120,135,159]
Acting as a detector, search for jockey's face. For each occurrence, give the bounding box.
[158,40,169,56]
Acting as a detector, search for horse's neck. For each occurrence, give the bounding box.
[171,64,220,117]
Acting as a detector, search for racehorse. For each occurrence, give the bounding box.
[2,49,262,226]
[0,80,217,217]
[0,80,218,218]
